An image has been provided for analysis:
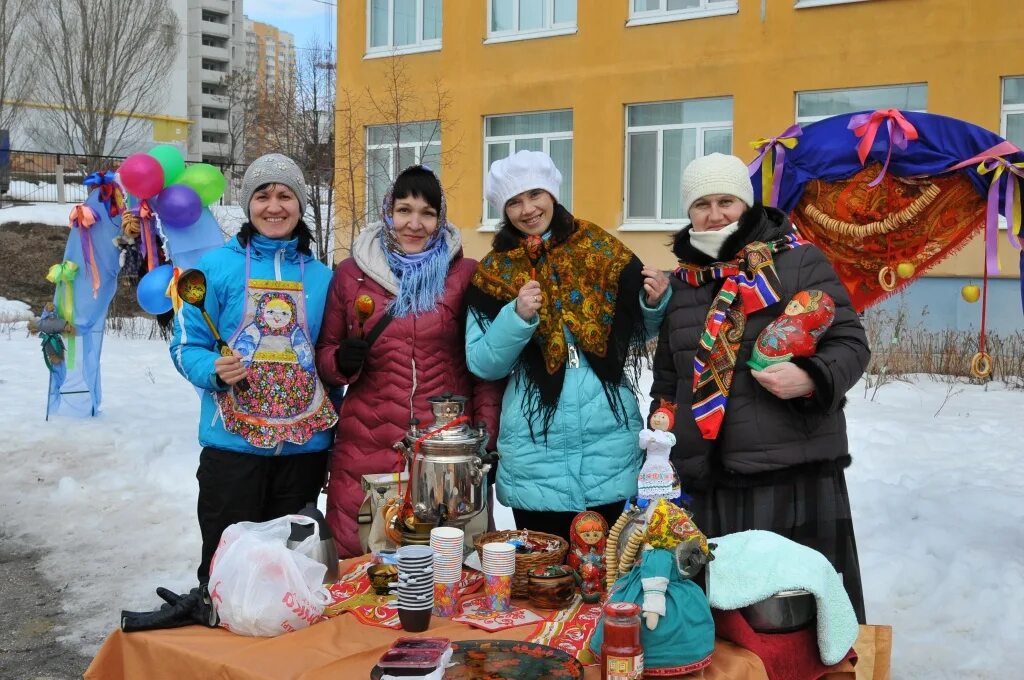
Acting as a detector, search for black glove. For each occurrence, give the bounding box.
[120,585,218,633]
[335,337,370,377]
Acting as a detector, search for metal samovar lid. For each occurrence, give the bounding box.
[409,393,485,456]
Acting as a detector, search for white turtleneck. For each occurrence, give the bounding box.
[688,221,741,260]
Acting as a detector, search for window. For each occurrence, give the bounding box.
[201,83,227,96]
[487,0,576,43]
[627,0,738,27]
[1002,77,1024,150]
[201,9,227,24]
[623,98,732,226]
[201,107,228,120]
[482,110,573,224]
[366,121,442,223]
[202,131,228,144]
[201,58,228,72]
[796,83,927,125]
[367,0,442,57]
[201,34,228,48]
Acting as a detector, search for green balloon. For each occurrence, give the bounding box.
[147,144,186,187]
[177,163,226,206]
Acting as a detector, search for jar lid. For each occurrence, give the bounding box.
[603,601,640,617]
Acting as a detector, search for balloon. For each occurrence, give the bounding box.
[118,154,165,199]
[147,144,186,186]
[155,184,202,229]
[176,163,226,206]
[137,264,174,315]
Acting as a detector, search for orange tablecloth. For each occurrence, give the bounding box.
[86,560,891,680]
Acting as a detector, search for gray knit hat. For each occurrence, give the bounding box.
[240,153,308,219]
[680,153,754,217]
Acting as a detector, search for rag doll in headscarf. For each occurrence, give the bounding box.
[747,289,836,371]
[593,498,715,677]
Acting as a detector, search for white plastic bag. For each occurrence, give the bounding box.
[209,515,332,637]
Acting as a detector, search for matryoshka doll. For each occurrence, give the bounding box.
[747,289,836,371]
[568,510,609,603]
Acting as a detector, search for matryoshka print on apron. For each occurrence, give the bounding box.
[216,270,336,449]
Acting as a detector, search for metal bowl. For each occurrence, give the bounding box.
[739,589,817,633]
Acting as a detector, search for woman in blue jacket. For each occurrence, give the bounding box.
[170,154,337,584]
[465,150,670,540]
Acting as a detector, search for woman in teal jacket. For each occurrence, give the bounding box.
[465,150,670,540]
[170,154,337,583]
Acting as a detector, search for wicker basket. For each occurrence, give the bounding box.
[473,529,569,598]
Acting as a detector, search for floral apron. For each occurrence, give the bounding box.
[215,248,337,449]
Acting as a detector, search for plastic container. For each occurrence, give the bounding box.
[600,601,644,680]
[393,637,451,652]
[376,648,444,676]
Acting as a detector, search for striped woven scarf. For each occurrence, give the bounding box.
[675,233,807,440]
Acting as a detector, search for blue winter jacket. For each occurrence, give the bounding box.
[465,291,669,511]
[169,233,335,455]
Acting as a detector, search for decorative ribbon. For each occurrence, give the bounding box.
[69,204,101,298]
[947,141,1024,275]
[83,171,125,218]
[847,109,919,188]
[46,261,79,369]
[748,124,802,207]
[167,267,183,314]
[137,200,159,272]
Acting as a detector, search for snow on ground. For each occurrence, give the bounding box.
[0,201,82,227]
[0,296,32,321]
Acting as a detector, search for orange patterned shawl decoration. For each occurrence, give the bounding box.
[470,220,635,374]
[791,163,987,312]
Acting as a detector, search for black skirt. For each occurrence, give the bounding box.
[688,465,866,624]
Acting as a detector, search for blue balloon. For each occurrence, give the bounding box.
[137,264,174,315]
[155,184,202,229]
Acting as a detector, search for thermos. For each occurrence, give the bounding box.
[287,503,339,584]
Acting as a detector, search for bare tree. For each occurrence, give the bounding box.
[333,87,369,259]
[27,0,181,156]
[0,0,34,133]
[217,69,260,167]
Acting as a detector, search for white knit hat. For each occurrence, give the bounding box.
[680,153,754,217]
[484,150,562,213]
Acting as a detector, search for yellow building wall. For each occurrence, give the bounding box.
[336,0,1024,278]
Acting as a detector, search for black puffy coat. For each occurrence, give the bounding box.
[651,205,870,488]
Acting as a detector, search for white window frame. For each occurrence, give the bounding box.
[365,121,442,225]
[999,76,1024,232]
[626,0,738,28]
[365,0,442,59]
[1001,76,1024,147]
[480,109,573,231]
[795,83,928,126]
[485,0,577,44]
[794,0,869,8]
[620,98,733,232]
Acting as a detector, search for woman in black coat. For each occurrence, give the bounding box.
[651,153,870,622]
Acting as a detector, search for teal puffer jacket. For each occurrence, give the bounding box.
[465,292,668,511]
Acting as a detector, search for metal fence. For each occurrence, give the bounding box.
[1,150,247,205]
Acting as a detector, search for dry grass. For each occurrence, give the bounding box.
[862,305,1024,394]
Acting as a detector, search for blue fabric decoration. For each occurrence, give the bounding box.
[752,110,1024,215]
[48,189,122,419]
[161,207,226,271]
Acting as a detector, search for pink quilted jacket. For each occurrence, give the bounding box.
[315,229,500,557]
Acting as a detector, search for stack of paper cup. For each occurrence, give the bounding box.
[430,527,464,617]
[394,545,434,631]
[481,542,516,611]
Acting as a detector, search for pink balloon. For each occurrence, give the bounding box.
[119,153,165,199]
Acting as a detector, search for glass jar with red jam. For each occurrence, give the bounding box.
[601,601,644,680]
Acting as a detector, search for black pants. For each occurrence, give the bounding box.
[195,446,328,584]
[511,500,626,544]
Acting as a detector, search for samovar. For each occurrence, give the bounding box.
[392,393,496,531]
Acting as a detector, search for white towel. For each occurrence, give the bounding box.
[707,530,858,666]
